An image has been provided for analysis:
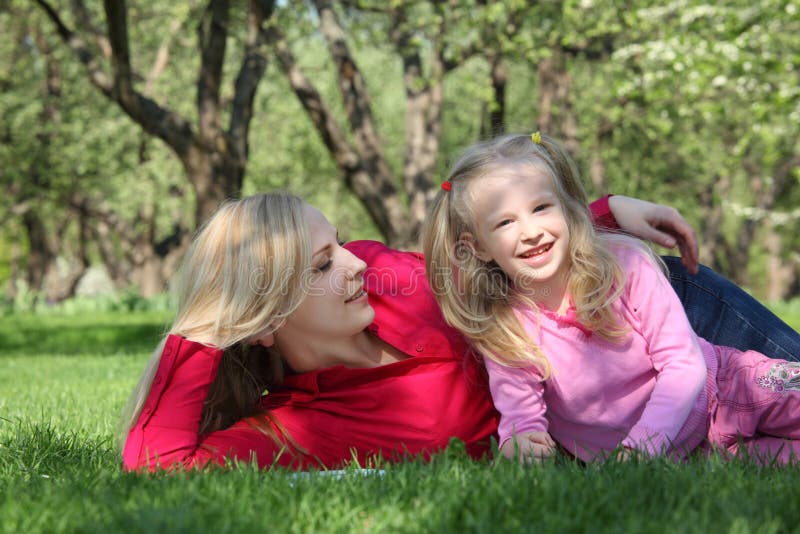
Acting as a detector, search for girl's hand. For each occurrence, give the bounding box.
[500,431,557,464]
[608,196,699,275]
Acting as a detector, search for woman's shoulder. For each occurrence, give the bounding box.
[345,240,426,294]
[344,241,468,358]
[345,240,423,267]
[161,333,224,368]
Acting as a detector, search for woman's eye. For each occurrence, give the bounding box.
[316,258,333,272]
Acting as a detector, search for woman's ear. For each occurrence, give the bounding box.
[251,323,279,348]
[459,232,492,262]
[253,332,275,348]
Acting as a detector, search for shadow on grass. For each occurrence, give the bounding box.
[0,313,171,357]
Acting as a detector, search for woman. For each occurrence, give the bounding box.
[121,193,799,471]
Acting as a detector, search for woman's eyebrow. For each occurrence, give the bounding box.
[311,230,339,258]
[312,243,332,258]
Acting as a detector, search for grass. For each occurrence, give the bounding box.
[767,298,800,332]
[1,311,799,533]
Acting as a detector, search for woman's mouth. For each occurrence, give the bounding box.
[345,289,367,303]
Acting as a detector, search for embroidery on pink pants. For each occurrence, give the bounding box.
[756,362,800,393]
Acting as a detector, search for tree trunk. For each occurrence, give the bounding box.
[35,0,273,224]
[7,239,22,301]
[21,211,57,295]
[764,224,794,301]
[588,150,607,197]
[537,50,579,158]
[267,4,413,248]
[699,175,729,272]
[480,54,507,138]
[36,0,275,293]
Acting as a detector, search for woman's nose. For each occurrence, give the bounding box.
[344,248,367,280]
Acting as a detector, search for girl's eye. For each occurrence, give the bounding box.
[533,204,550,213]
[316,258,333,272]
[496,219,512,228]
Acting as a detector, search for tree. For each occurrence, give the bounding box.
[35,0,278,225]
[29,0,282,295]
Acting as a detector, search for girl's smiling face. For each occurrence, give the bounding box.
[465,163,571,304]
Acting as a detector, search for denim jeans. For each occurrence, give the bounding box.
[664,256,800,362]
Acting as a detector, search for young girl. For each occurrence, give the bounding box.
[422,132,800,463]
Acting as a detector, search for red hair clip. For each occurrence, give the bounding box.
[441,181,452,192]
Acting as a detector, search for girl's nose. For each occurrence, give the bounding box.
[519,218,544,242]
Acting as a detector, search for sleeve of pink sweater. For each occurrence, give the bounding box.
[484,357,548,448]
[619,247,707,455]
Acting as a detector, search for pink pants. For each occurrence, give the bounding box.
[706,347,800,464]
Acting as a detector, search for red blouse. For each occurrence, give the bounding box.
[122,198,617,471]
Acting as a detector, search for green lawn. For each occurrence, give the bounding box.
[1,311,799,533]
[767,299,800,332]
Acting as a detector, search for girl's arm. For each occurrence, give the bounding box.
[122,336,286,471]
[619,249,708,456]
[483,357,551,459]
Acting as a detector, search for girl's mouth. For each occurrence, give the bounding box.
[519,243,553,258]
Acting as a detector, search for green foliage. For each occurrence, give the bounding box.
[3,0,798,299]
[0,284,174,316]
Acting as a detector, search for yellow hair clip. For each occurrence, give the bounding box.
[531,131,542,144]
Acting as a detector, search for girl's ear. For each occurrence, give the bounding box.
[459,232,492,262]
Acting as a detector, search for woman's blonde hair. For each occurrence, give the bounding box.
[422,133,631,375]
[120,192,313,448]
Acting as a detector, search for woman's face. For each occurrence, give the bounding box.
[273,204,374,370]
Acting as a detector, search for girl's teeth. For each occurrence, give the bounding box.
[521,244,551,258]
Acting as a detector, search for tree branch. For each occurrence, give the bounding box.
[266,24,360,173]
[144,18,183,95]
[35,0,113,95]
[229,0,275,163]
[389,5,440,223]
[70,0,112,58]
[36,0,198,157]
[312,0,389,174]
[197,0,228,145]
[266,21,410,244]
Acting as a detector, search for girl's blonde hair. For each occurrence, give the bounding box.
[120,192,313,449]
[422,133,631,375]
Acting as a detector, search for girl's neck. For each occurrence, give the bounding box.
[520,275,570,314]
[543,291,572,315]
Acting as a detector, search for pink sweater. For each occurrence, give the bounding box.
[485,244,718,461]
